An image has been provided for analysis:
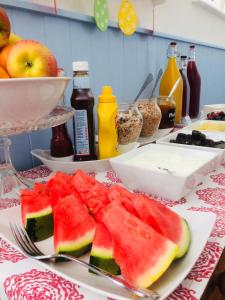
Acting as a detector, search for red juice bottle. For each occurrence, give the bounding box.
[187,45,201,119]
[179,55,190,118]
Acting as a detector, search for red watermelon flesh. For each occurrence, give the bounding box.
[103,205,178,288]
[89,222,120,275]
[20,182,53,242]
[84,182,110,221]
[54,194,96,257]
[108,185,138,217]
[71,169,96,199]
[48,172,81,208]
[72,170,110,221]
[21,182,50,225]
[133,195,191,258]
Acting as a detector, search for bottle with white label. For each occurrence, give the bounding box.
[71,61,97,161]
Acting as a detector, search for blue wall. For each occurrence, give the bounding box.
[2,3,225,170]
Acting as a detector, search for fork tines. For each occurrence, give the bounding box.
[10,223,44,257]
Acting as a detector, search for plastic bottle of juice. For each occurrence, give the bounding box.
[98,86,119,159]
[159,42,183,124]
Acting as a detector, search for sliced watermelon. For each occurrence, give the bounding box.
[47,172,81,208]
[72,170,110,221]
[54,195,96,257]
[89,223,120,275]
[108,185,138,217]
[71,169,96,200]
[103,205,178,288]
[133,195,191,258]
[20,182,53,242]
[84,182,110,221]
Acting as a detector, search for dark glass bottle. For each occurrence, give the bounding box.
[179,55,190,118]
[71,61,97,161]
[187,45,201,119]
[50,124,74,161]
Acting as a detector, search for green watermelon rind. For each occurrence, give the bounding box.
[55,229,95,257]
[90,246,121,275]
[175,219,191,259]
[25,206,53,242]
[89,255,121,275]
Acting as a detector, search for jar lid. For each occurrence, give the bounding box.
[72,61,89,72]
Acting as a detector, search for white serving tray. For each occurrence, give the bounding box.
[31,142,140,174]
[110,143,220,200]
[0,205,216,300]
[156,128,225,164]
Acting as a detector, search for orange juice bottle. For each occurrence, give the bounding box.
[159,42,183,124]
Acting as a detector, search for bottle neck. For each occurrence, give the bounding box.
[167,57,178,69]
[189,47,196,62]
[167,44,178,58]
[73,71,90,89]
[52,124,68,138]
[180,58,188,70]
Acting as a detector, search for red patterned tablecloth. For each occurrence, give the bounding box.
[0,164,225,300]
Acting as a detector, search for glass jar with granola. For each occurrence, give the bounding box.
[137,98,162,137]
[117,103,143,145]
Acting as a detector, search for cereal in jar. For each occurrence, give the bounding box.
[137,98,162,137]
[117,103,143,145]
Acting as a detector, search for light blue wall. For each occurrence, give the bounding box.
[2,3,225,170]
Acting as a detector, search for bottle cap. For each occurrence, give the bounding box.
[99,86,116,103]
[72,61,89,71]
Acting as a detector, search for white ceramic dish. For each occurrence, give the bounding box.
[157,129,225,164]
[203,103,225,117]
[0,205,216,300]
[110,144,220,200]
[31,142,140,174]
[0,77,70,126]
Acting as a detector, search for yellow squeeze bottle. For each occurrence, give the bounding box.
[98,86,119,159]
[160,42,183,124]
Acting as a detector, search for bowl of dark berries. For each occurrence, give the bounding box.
[156,129,225,165]
[207,111,225,121]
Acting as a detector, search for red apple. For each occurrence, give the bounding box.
[7,40,58,78]
[0,7,10,48]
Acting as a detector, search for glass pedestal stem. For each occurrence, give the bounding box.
[0,137,23,198]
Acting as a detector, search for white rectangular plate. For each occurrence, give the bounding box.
[0,205,216,300]
[31,142,140,174]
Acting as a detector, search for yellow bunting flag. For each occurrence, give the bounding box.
[118,0,137,36]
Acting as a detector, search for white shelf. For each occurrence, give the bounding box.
[193,0,225,19]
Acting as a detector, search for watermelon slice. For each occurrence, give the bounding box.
[47,172,81,208]
[133,195,191,258]
[108,185,138,217]
[54,195,96,257]
[20,182,53,242]
[103,204,178,288]
[72,170,110,221]
[89,223,120,275]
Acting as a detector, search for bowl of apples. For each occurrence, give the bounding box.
[0,7,70,127]
[0,39,70,127]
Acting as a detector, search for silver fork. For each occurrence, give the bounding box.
[10,223,160,300]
